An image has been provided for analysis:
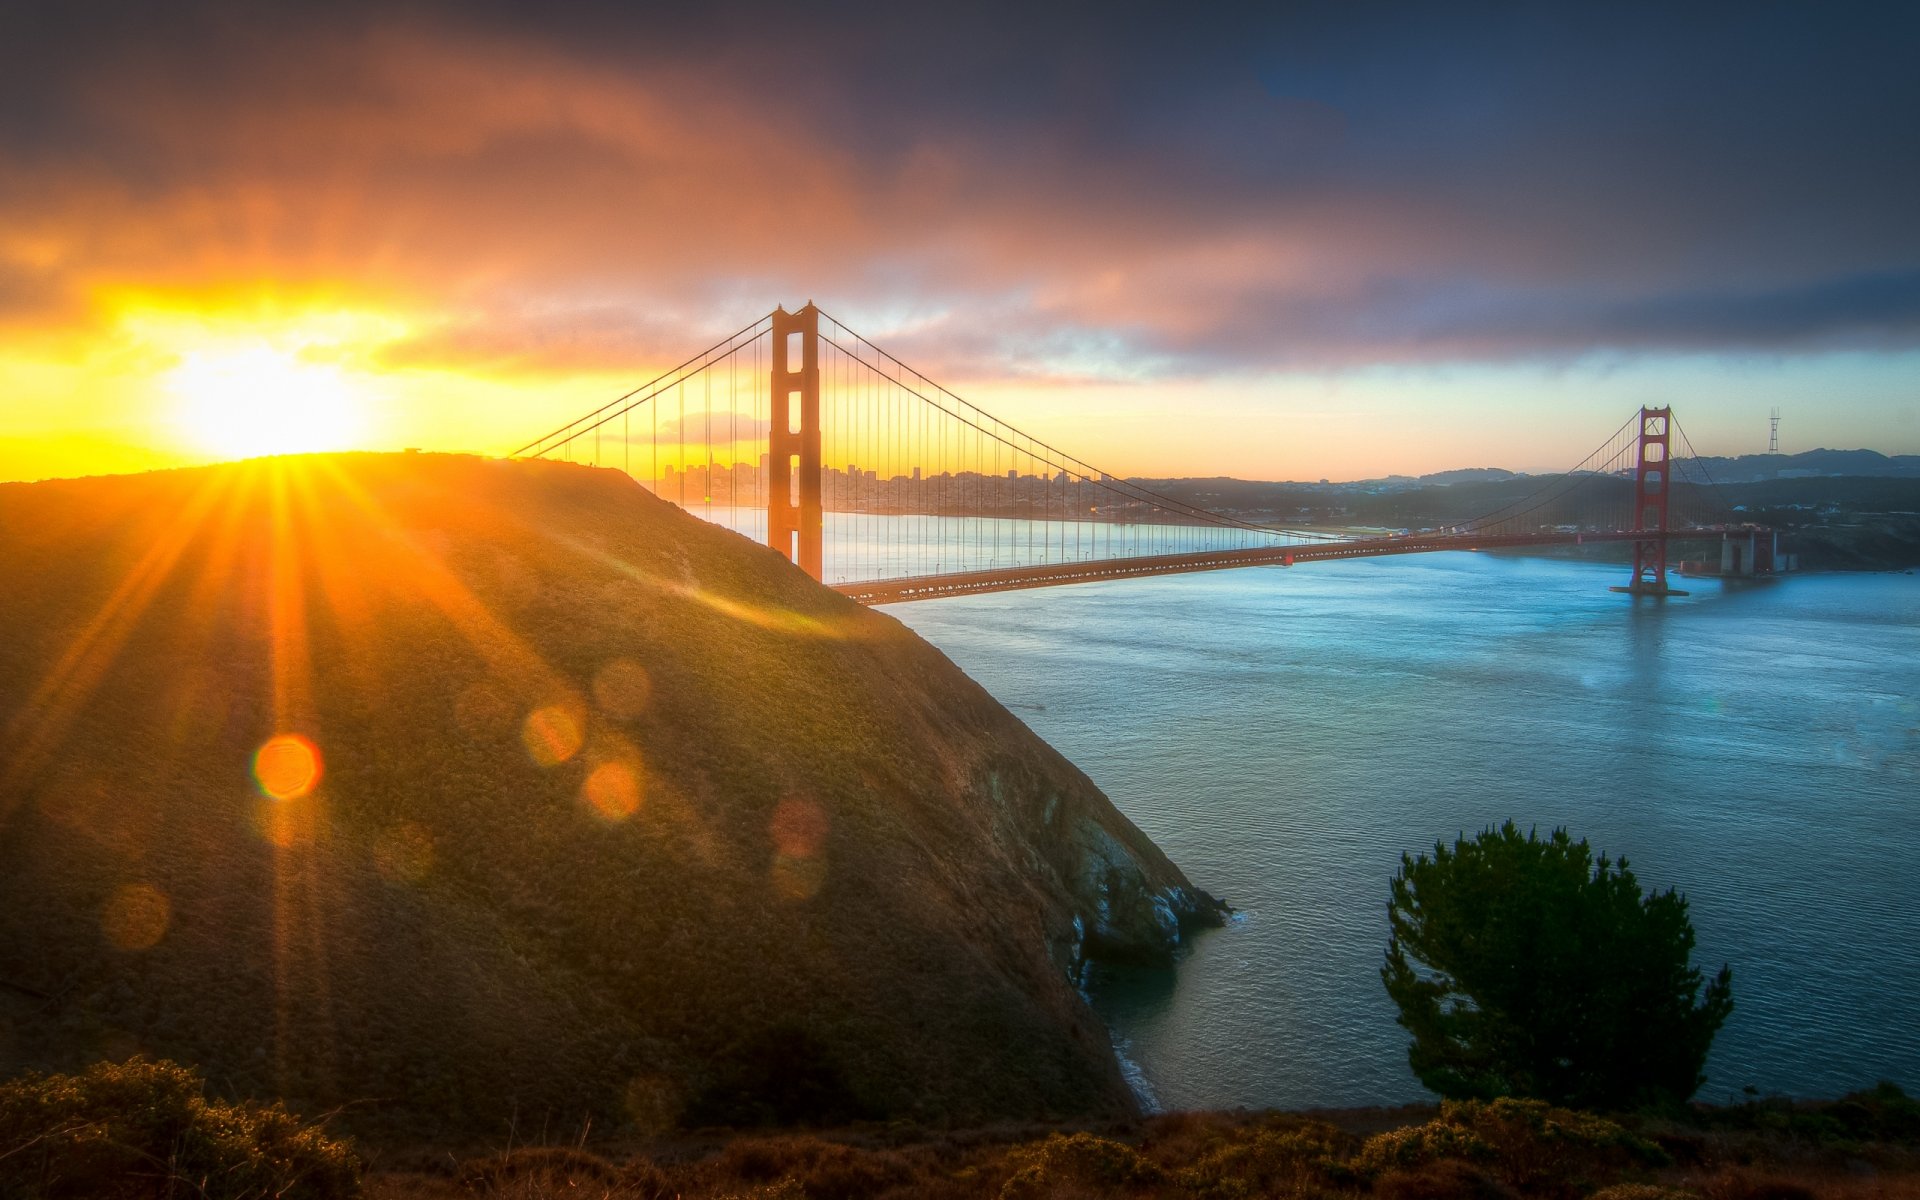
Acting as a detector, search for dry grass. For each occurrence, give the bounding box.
[0,1058,359,1199]
[7,1059,1912,1200]
[350,1091,1920,1200]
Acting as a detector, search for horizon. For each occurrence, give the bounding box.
[3,438,1911,493]
[7,432,1912,495]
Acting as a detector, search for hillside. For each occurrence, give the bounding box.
[1675,447,1920,483]
[0,453,1222,1139]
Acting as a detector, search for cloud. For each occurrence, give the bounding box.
[1,0,1917,382]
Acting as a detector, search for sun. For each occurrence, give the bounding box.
[169,345,367,460]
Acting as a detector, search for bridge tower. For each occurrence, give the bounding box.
[768,303,824,579]
[1612,405,1688,597]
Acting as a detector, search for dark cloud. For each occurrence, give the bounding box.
[1602,270,1920,349]
[2,0,1917,374]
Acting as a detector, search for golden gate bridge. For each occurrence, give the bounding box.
[514,303,1777,604]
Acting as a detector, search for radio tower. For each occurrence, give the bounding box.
[1769,407,1781,454]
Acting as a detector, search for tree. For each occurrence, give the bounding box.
[1382,821,1733,1110]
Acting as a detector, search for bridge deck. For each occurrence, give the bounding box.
[830,529,1713,605]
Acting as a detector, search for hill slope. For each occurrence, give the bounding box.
[0,453,1220,1138]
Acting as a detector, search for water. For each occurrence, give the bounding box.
[883,547,1920,1110]
[691,507,1324,583]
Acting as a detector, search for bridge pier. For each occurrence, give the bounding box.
[1610,579,1691,597]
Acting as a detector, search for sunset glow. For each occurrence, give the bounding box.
[1,4,1915,1161]
[0,6,1912,484]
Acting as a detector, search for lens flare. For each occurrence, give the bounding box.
[252,795,315,848]
[523,704,584,766]
[770,795,827,859]
[583,760,643,821]
[768,796,829,900]
[592,658,654,720]
[101,883,171,950]
[254,733,322,799]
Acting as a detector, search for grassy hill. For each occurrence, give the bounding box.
[0,453,1221,1140]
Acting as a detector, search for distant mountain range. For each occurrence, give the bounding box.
[1410,467,1524,486]
[1144,450,1917,494]
[1396,450,1920,488]
[1670,448,1920,483]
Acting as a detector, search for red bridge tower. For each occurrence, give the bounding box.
[768,304,824,580]
[1611,406,1689,597]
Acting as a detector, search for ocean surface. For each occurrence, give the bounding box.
[879,545,1920,1110]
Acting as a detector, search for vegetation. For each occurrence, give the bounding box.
[1350,1098,1668,1192]
[345,1087,1918,1198]
[0,453,1211,1138]
[4,1061,1916,1199]
[0,1058,359,1199]
[1382,823,1734,1110]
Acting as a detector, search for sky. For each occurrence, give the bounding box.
[2,0,1917,483]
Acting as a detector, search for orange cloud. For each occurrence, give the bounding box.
[3,3,1916,481]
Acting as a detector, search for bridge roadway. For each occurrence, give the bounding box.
[830,528,1724,605]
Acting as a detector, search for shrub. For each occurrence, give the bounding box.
[1838,1080,1920,1142]
[1173,1119,1356,1199]
[999,1132,1163,1198]
[455,1145,626,1192]
[1587,1186,1698,1200]
[1383,822,1734,1109]
[1373,1158,1516,1200]
[713,1135,913,1200]
[1355,1099,1667,1196]
[0,1058,359,1199]
[1353,1118,1494,1175]
[1697,1173,1818,1200]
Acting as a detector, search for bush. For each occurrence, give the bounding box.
[713,1135,913,1200]
[0,1058,360,1199]
[1355,1099,1668,1198]
[1372,1157,1516,1200]
[999,1132,1163,1198]
[453,1144,625,1190]
[1587,1186,1697,1200]
[1173,1119,1355,1199]
[1837,1080,1920,1142]
[1353,1117,1495,1175]
[1382,822,1733,1109]
[1697,1173,1817,1200]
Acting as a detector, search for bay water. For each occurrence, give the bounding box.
[882,546,1920,1110]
